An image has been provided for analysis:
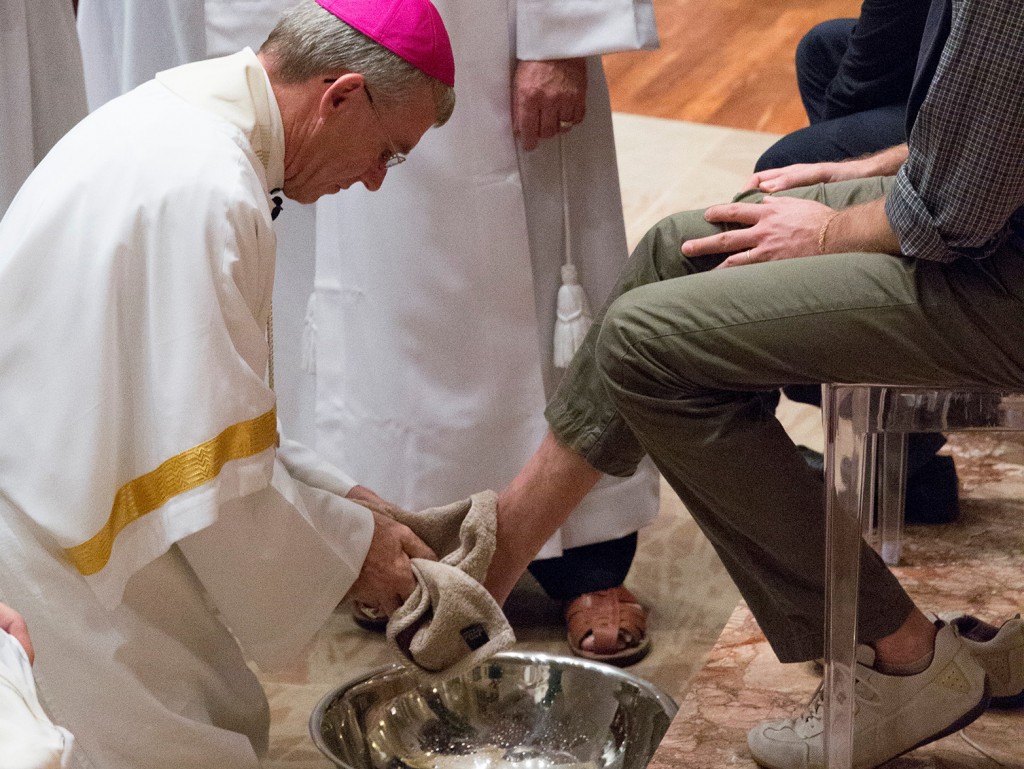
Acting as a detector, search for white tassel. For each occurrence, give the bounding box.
[554,263,592,368]
[553,134,592,368]
[300,292,317,374]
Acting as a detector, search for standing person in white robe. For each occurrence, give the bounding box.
[76,0,206,111]
[312,0,661,664]
[0,0,88,217]
[76,0,289,98]
[0,1,456,766]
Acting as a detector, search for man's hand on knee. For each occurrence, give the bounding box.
[681,196,835,268]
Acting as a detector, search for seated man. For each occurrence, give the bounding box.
[0,0,455,766]
[485,0,1023,766]
[755,0,958,526]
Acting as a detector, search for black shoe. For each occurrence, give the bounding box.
[795,445,959,525]
[905,454,959,524]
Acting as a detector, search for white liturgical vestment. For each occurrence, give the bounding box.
[77,0,325,444]
[0,49,373,768]
[313,0,661,556]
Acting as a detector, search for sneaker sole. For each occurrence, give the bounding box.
[901,683,991,759]
[990,689,1024,709]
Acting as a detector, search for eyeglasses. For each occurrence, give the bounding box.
[365,86,407,169]
[322,79,407,169]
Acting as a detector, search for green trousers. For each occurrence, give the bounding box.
[546,177,1024,662]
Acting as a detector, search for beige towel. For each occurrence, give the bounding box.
[385,490,515,681]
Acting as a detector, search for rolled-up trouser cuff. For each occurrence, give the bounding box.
[544,393,645,477]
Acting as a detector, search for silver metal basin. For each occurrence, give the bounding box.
[310,652,678,769]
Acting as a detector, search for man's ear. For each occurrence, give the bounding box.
[320,73,365,118]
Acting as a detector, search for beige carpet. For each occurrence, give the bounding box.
[259,115,813,767]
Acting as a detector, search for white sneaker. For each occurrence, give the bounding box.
[747,621,989,769]
[946,614,1024,708]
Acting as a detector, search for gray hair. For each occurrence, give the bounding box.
[260,0,454,125]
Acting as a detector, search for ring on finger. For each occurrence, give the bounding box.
[558,120,574,130]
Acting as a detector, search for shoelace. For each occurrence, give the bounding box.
[797,661,876,730]
[798,682,825,726]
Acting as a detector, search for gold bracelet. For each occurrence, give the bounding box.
[817,210,842,255]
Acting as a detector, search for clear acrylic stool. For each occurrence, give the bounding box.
[821,384,1024,768]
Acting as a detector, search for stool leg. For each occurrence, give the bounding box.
[863,433,878,540]
[877,433,907,566]
[823,385,868,769]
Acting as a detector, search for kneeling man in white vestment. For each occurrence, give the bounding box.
[0,1,455,766]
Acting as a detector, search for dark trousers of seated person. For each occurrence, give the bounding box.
[543,177,1024,662]
[755,1,929,171]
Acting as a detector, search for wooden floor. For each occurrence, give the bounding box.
[605,0,862,135]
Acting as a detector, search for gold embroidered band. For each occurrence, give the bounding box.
[66,408,278,576]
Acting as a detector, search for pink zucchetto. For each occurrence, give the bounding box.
[315,0,455,87]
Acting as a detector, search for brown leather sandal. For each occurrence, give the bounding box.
[565,586,651,667]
